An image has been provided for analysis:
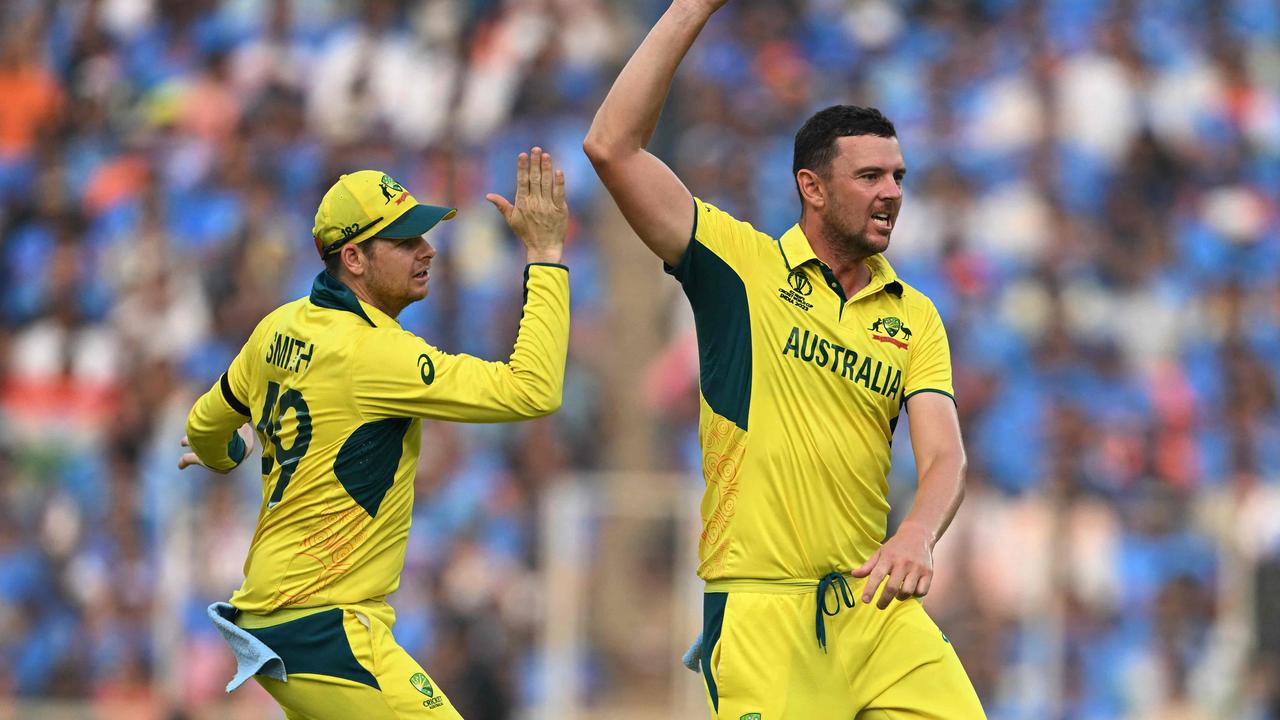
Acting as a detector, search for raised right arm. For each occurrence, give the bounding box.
[582,0,726,267]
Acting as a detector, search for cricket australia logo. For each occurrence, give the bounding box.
[868,316,912,349]
[778,269,814,312]
[410,672,445,709]
[411,672,433,698]
[379,174,408,204]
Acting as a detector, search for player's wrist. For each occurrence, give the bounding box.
[896,520,938,549]
[525,247,564,265]
[671,0,722,21]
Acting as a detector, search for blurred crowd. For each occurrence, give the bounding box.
[0,0,1277,718]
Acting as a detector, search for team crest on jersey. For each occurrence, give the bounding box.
[411,672,433,697]
[868,316,912,349]
[741,714,762,720]
[411,672,445,708]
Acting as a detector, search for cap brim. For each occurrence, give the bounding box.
[376,204,457,239]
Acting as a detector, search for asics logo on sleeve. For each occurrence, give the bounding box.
[417,354,435,385]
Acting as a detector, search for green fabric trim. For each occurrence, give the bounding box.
[902,388,957,406]
[665,238,753,431]
[245,609,379,689]
[702,592,728,712]
[819,264,848,305]
[309,271,375,327]
[333,418,411,518]
[226,432,247,465]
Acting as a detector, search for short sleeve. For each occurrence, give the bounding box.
[903,300,954,403]
[666,197,769,285]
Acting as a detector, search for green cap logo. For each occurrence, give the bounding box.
[410,672,434,698]
[380,174,406,203]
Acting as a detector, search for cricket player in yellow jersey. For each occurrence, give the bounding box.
[585,2,985,717]
[177,148,569,719]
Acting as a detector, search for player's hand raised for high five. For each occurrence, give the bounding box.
[486,147,567,265]
[178,423,255,473]
[852,522,935,610]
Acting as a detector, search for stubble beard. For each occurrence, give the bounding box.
[368,266,417,317]
[823,204,887,264]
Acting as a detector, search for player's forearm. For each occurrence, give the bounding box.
[502,264,570,417]
[898,449,966,549]
[186,383,251,472]
[584,1,716,159]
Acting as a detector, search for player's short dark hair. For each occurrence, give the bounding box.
[792,105,897,195]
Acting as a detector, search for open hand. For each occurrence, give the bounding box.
[851,522,935,610]
[486,147,567,265]
[178,424,255,473]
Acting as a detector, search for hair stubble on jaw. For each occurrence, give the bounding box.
[792,105,898,203]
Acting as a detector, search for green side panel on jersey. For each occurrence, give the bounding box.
[667,236,753,431]
[333,418,411,518]
[702,592,728,712]
[245,608,379,689]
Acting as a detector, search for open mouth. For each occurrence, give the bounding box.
[871,212,893,230]
[413,269,429,280]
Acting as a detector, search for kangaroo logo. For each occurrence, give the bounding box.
[869,317,912,349]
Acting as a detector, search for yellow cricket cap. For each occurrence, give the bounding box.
[312,170,457,258]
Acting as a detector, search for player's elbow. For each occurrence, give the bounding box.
[527,386,563,418]
[583,132,629,170]
[582,134,611,167]
[510,376,563,419]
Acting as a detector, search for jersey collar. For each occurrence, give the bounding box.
[777,224,903,299]
[309,271,403,328]
[777,223,819,270]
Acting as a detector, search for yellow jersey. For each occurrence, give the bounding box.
[672,199,953,583]
[185,265,569,616]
